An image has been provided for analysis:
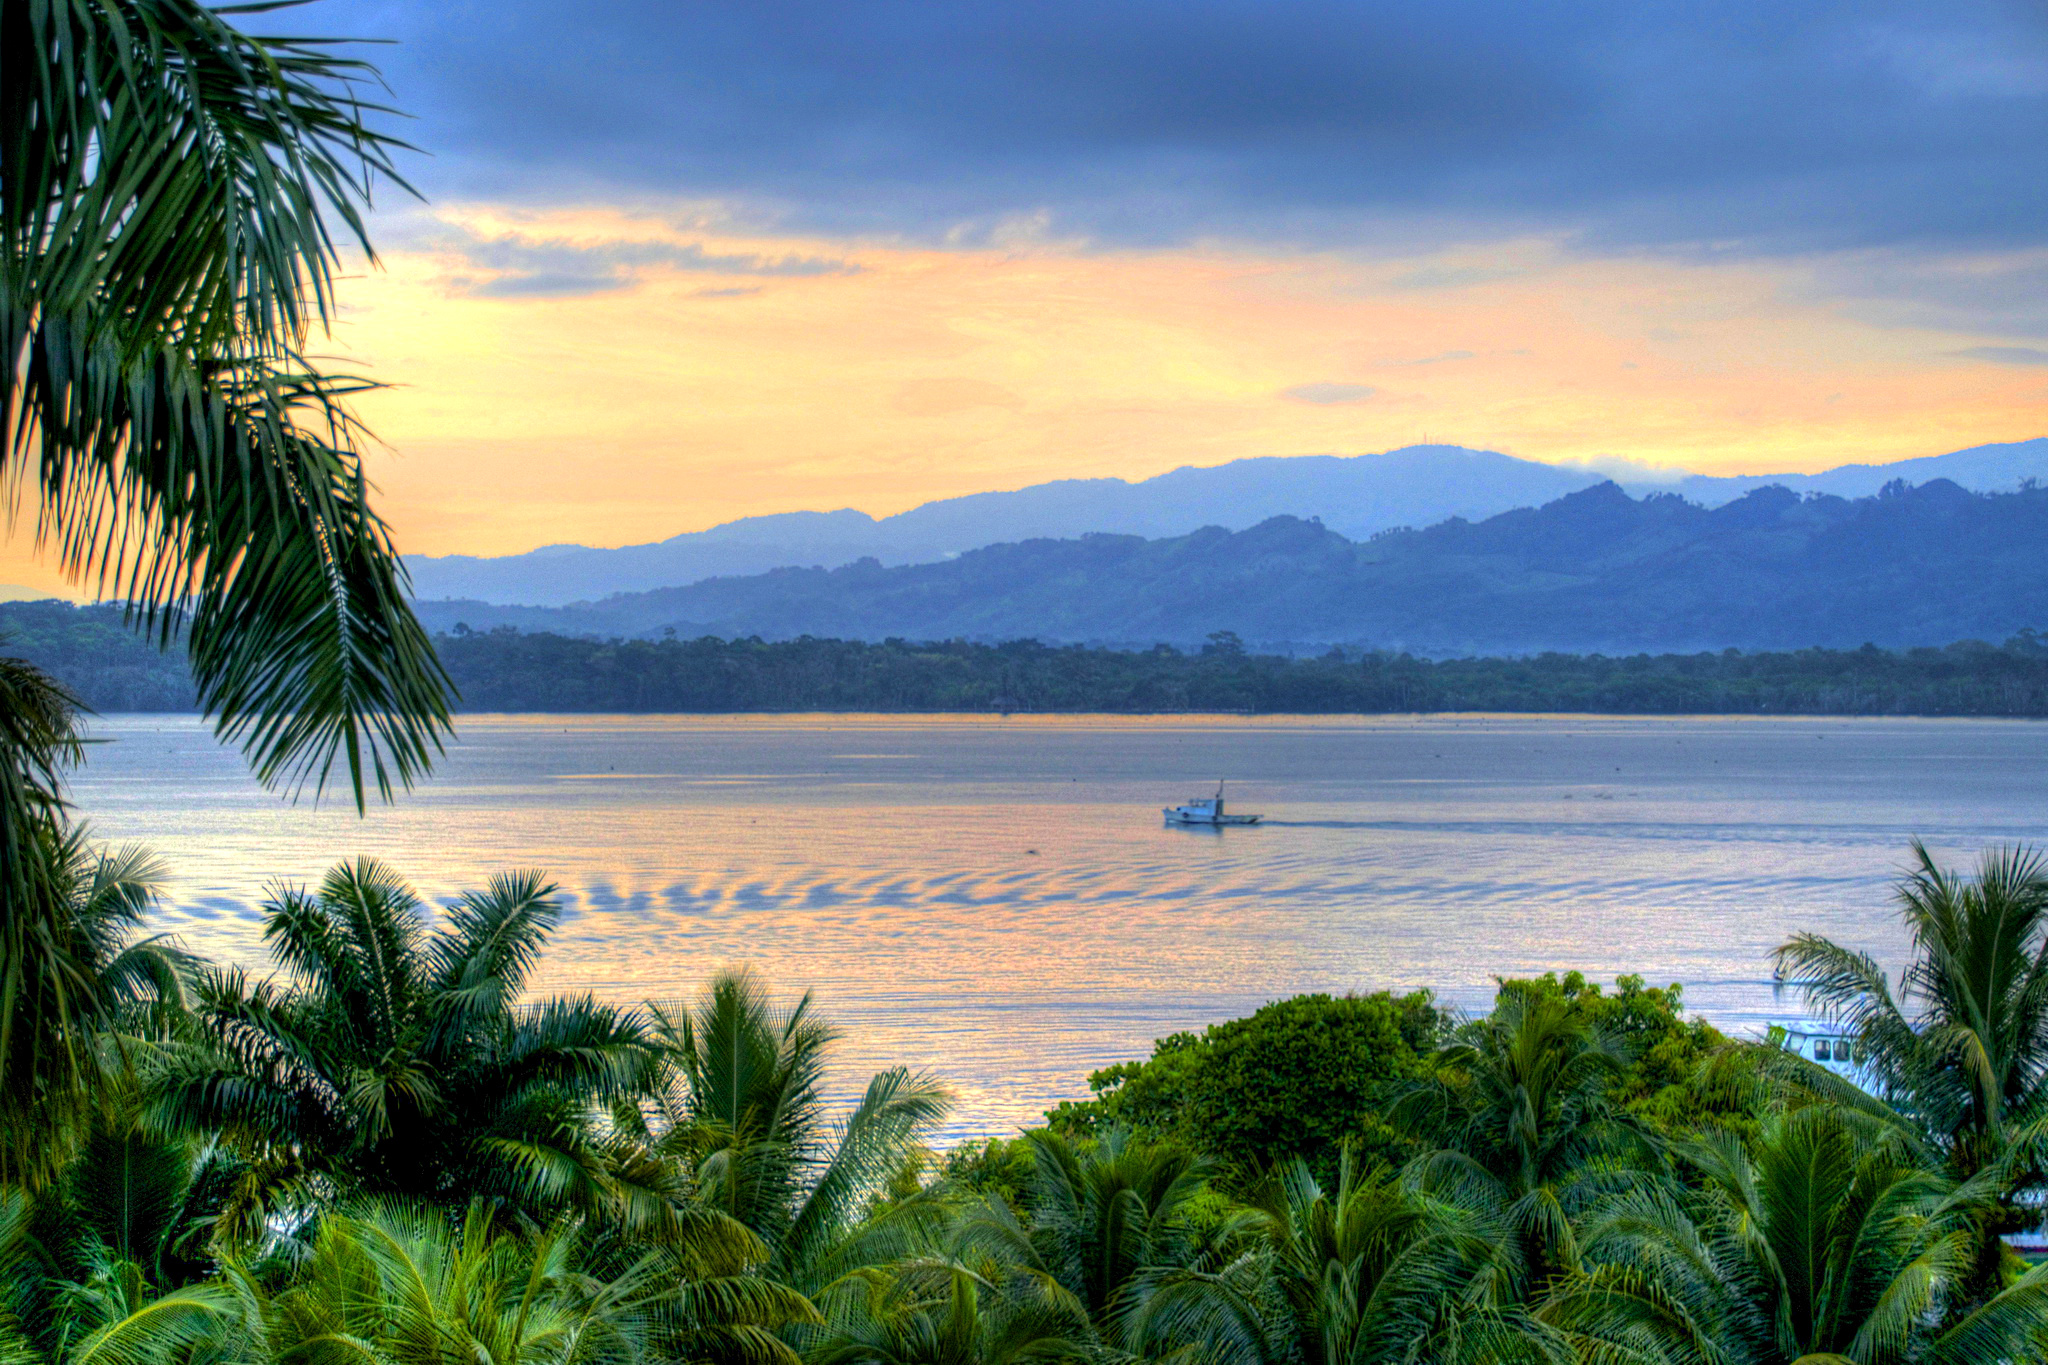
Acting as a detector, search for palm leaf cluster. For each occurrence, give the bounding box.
[146,860,662,1232]
[0,807,186,1188]
[0,852,941,1365]
[1778,839,2048,1306]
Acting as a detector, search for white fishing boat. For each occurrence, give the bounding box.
[1164,782,1261,826]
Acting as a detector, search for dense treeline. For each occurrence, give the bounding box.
[17,597,2048,715]
[431,627,2048,715]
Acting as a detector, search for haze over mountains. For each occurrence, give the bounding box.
[406,439,2048,607]
[412,477,2048,655]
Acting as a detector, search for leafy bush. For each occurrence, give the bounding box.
[1047,990,1444,1183]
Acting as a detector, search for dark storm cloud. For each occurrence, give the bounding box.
[326,0,2047,255]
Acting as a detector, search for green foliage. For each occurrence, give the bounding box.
[617,972,952,1293]
[1047,992,1444,1185]
[1549,1103,2048,1365]
[812,1259,1093,1365]
[1393,984,1661,1302]
[244,1199,817,1365]
[1013,1128,1220,1328]
[1496,972,1760,1140]
[936,1140,1038,1216]
[0,823,186,1189]
[1245,1153,1528,1365]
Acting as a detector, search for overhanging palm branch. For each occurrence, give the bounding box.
[2,0,452,807]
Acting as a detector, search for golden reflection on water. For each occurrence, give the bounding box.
[68,713,2048,1137]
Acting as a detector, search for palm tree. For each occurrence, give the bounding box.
[147,860,658,1235]
[1389,985,1648,1302]
[1776,841,2048,1305]
[2,0,451,810]
[811,1259,1094,1365]
[1006,1127,1245,1352]
[0,1178,239,1365]
[931,1128,1280,1365]
[623,972,951,1292]
[1242,1153,1528,1365]
[222,1199,817,1365]
[0,658,87,1182]
[0,812,189,1189]
[0,1101,256,1365]
[1546,1102,2048,1365]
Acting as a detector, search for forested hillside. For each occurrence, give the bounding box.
[0,600,195,710]
[411,478,2048,652]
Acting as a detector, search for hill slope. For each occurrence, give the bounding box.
[404,444,1601,604]
[412,478,2048,653]
[404,438,2048,606]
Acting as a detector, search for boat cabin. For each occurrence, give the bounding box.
[1769,1018,1872,1088]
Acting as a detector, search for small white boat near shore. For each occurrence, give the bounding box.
[1768,1017,1877,1092]
[1164,783,1261,826]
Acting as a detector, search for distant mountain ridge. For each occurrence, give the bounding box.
[406,438,2048,607]
[411,477,2048,654]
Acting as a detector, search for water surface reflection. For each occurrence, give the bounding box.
[69,713,2048,1136]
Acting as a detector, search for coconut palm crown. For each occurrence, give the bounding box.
[1776,841,2048,1307]
[147,860,657,1236]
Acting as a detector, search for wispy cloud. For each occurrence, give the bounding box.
[1386,266,1524,291]
[416,220,859,298]
[466,271,635,299]
[1382,349,1476,366]
[1281,382,1377,404]
[1952,344,2048,365]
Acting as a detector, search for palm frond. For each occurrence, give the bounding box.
[2,0,452,807]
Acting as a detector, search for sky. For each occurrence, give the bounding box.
[10,0,2048,591]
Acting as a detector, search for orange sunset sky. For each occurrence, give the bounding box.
[5,209,2046,599]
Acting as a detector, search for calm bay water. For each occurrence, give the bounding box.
[68,713,2048,1138]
